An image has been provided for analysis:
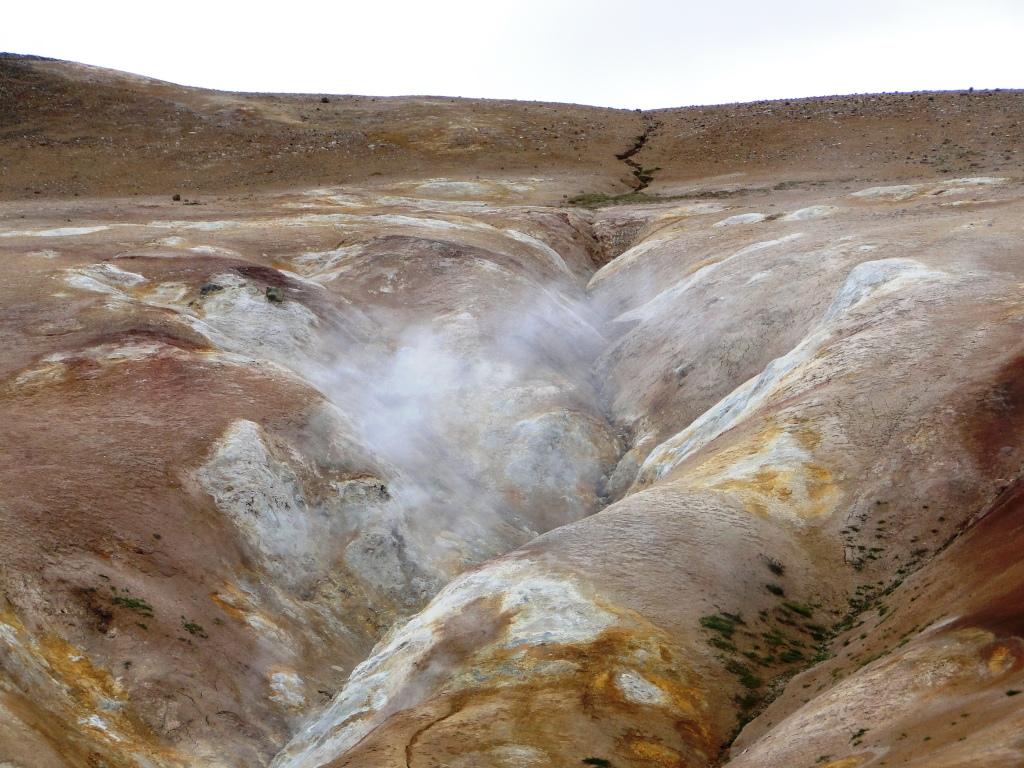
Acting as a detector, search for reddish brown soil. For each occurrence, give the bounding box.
[2,54,1022,200]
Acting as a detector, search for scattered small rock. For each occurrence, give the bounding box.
[200,283,223,296]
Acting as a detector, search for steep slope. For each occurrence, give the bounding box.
[0,188,628,765]
[273,178,1024,768]
[1,55,1024,768]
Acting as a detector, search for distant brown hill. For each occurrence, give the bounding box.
[1,53,1021,200]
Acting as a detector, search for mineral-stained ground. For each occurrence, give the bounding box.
[2,54,1024,768]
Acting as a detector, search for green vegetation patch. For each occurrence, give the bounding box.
[782,601,814,618]
[111,595,154,617]
[700,613,739,637]
[181,618,208,639]
[725,659,762,689]
[779,648,805,663]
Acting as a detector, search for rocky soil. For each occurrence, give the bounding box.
[1,54,1023,768]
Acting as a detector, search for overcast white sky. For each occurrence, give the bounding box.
[4,0,1023,109]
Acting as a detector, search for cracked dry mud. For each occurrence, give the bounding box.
[2,54,1024,768]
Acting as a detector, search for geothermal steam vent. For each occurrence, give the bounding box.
[1,53,1024,768]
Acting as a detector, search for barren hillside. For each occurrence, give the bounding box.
[1,54,1023,768]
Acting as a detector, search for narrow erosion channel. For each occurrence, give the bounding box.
[269,210,652,768]
[616,113,661,191]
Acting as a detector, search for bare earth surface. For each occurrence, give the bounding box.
[1,54,1024,768]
